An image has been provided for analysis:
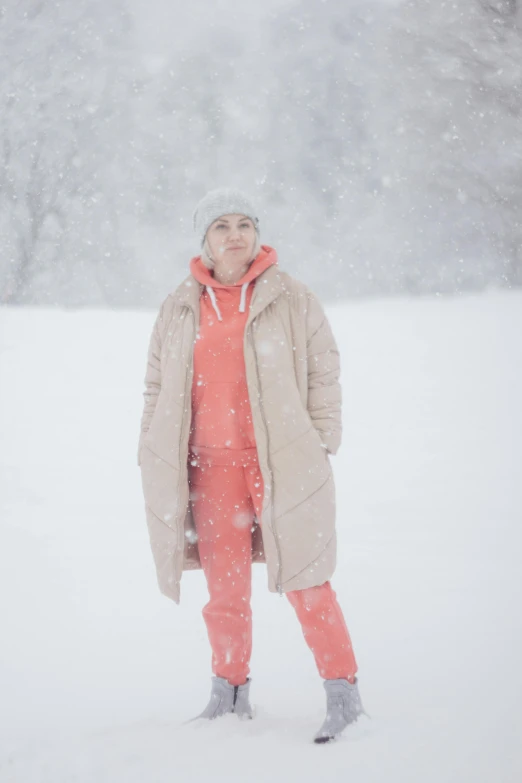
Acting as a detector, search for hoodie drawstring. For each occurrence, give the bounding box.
[205,286,223,322]
[206,282,250,320]
[239,282,249,313]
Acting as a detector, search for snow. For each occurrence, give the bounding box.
[1,291,521,781]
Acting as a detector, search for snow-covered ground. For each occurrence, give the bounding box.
[1,291,521,782]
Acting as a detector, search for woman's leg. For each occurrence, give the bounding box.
[189,464,255,686]
[242,465,357,682]
[286,583,358,682]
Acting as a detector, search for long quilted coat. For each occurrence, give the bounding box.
[138,250,342,603]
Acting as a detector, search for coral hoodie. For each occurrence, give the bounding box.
[188,246,278,467]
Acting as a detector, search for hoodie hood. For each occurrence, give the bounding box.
[190,245,278,289]
[189,246,279,321]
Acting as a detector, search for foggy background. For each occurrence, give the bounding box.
[1,0,521,307]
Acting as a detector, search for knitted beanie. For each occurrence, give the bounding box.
[193,188,260,246]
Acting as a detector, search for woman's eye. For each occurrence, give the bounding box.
[239,223,250,229]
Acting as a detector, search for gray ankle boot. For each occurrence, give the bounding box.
[198,676,253,720]
[314,678,363,744]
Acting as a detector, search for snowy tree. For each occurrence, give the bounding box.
[372,0,522,292]
[259,0,382,296]
[1,0,521,305]
[0,1,142,305]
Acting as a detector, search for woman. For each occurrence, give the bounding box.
[138,188,363,743]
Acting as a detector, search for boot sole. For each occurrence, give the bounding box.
[314,735,335,744]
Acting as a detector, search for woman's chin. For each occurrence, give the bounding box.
[223,254,250,267]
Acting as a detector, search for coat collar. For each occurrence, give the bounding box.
[170,276,202,311]
[170,264,287,324]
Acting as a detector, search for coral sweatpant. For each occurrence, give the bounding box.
[189,462,357,686]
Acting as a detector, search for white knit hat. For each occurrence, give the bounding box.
[193,188,260,246]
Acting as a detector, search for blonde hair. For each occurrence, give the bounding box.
[201,234,262,270]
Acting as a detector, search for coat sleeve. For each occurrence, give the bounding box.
[138,302,165,465]
[305,292,342,455]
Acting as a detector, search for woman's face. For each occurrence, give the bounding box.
[205,214,257,271]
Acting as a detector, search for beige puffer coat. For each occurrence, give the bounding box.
[138,261,342,603]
